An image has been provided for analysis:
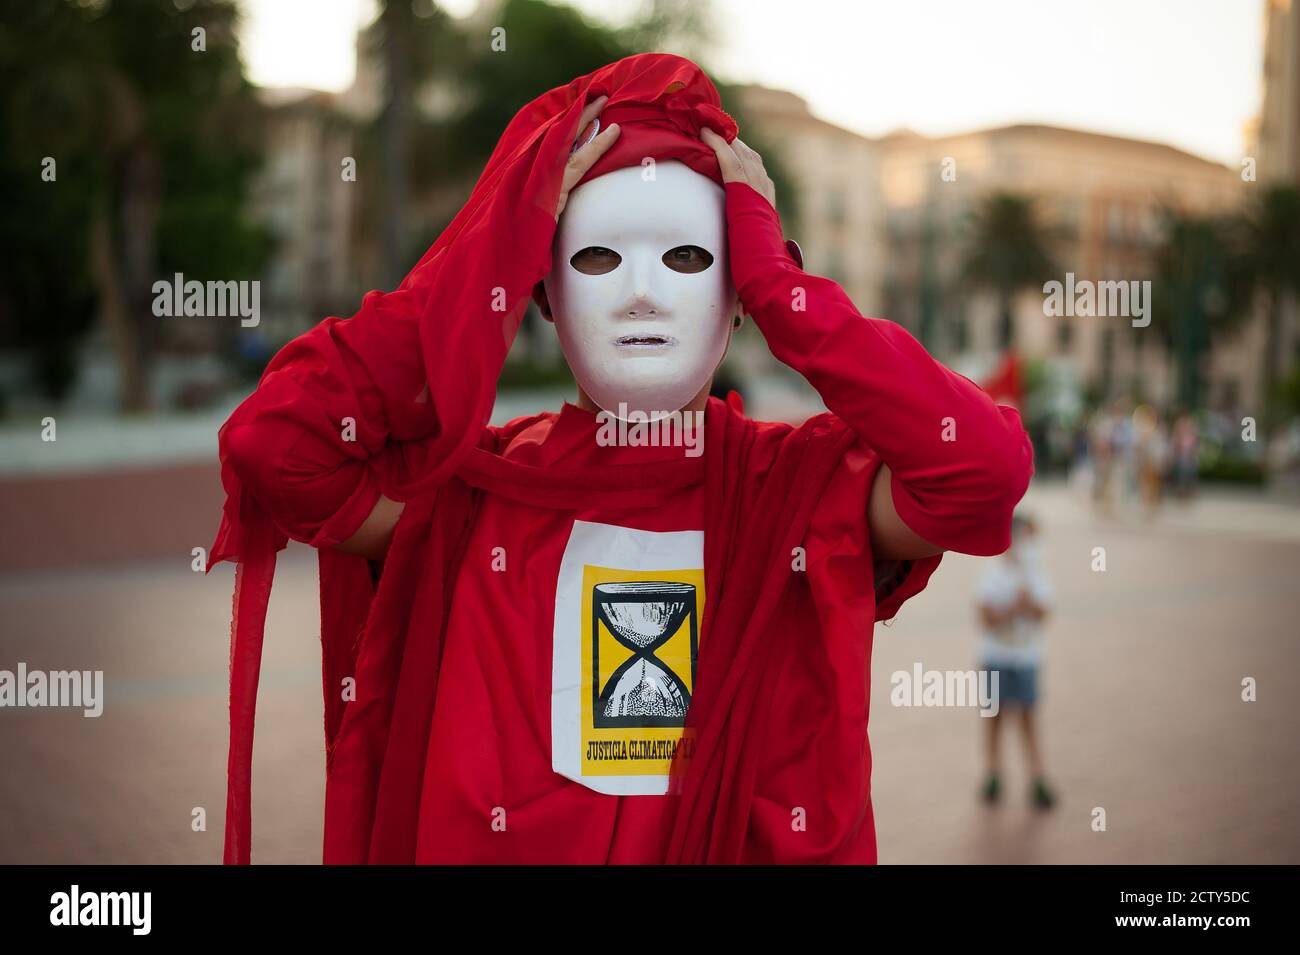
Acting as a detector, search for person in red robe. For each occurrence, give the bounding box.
[210,53,1033,864]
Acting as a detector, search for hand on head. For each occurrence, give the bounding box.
[700,128,777,211]
[556,95,621,219]
[556,97,776,220]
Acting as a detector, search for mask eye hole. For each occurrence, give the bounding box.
[662,245,714,274]
[570,246,621,275]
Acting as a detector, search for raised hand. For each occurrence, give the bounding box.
[556,95,621,219]
[700,127,777,211]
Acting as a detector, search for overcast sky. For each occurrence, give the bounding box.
[240,0,1266,166]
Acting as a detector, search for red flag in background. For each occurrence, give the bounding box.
[981,350,1024,409]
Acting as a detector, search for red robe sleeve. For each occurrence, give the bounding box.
[212,206,552,561]
[723,181,1034,557]
[208,188,557,867]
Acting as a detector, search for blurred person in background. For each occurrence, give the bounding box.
[1170,410,1201,502]
[977,512,1056,810]
[1087,403,1118,517]
[1132,404,1168,517]
[1111,401,1139,517]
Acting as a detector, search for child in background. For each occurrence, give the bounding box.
[977,512,1056,810]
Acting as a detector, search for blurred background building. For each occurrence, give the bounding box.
[1252,0,1300,188]
[875,124,1243,405]
[252,88,358,344]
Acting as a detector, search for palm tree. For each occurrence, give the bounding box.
[1235,185,1300,432]
[960,192,1058,352]
[1151,209,1251,411]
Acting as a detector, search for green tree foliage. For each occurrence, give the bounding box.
[0,0,269,410]
[960,192,1058,351]
[356,0,798,285]
[1235,185,1300,428]
[1151,188,1299,419]
[1150,208,1249,410]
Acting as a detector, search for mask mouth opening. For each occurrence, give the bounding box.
[613,334,677,348]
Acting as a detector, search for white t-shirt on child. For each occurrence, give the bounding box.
[978,547,1052,668]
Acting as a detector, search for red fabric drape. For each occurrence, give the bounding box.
[317,395,873,863]
[664,399,858,861]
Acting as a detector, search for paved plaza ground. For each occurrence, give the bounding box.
[1,478,1297,863]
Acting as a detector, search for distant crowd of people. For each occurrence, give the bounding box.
[1070,402,1204,518]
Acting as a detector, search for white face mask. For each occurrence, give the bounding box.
[543,160,737,419]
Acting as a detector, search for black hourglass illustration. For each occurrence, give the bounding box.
[592,581,698,728]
